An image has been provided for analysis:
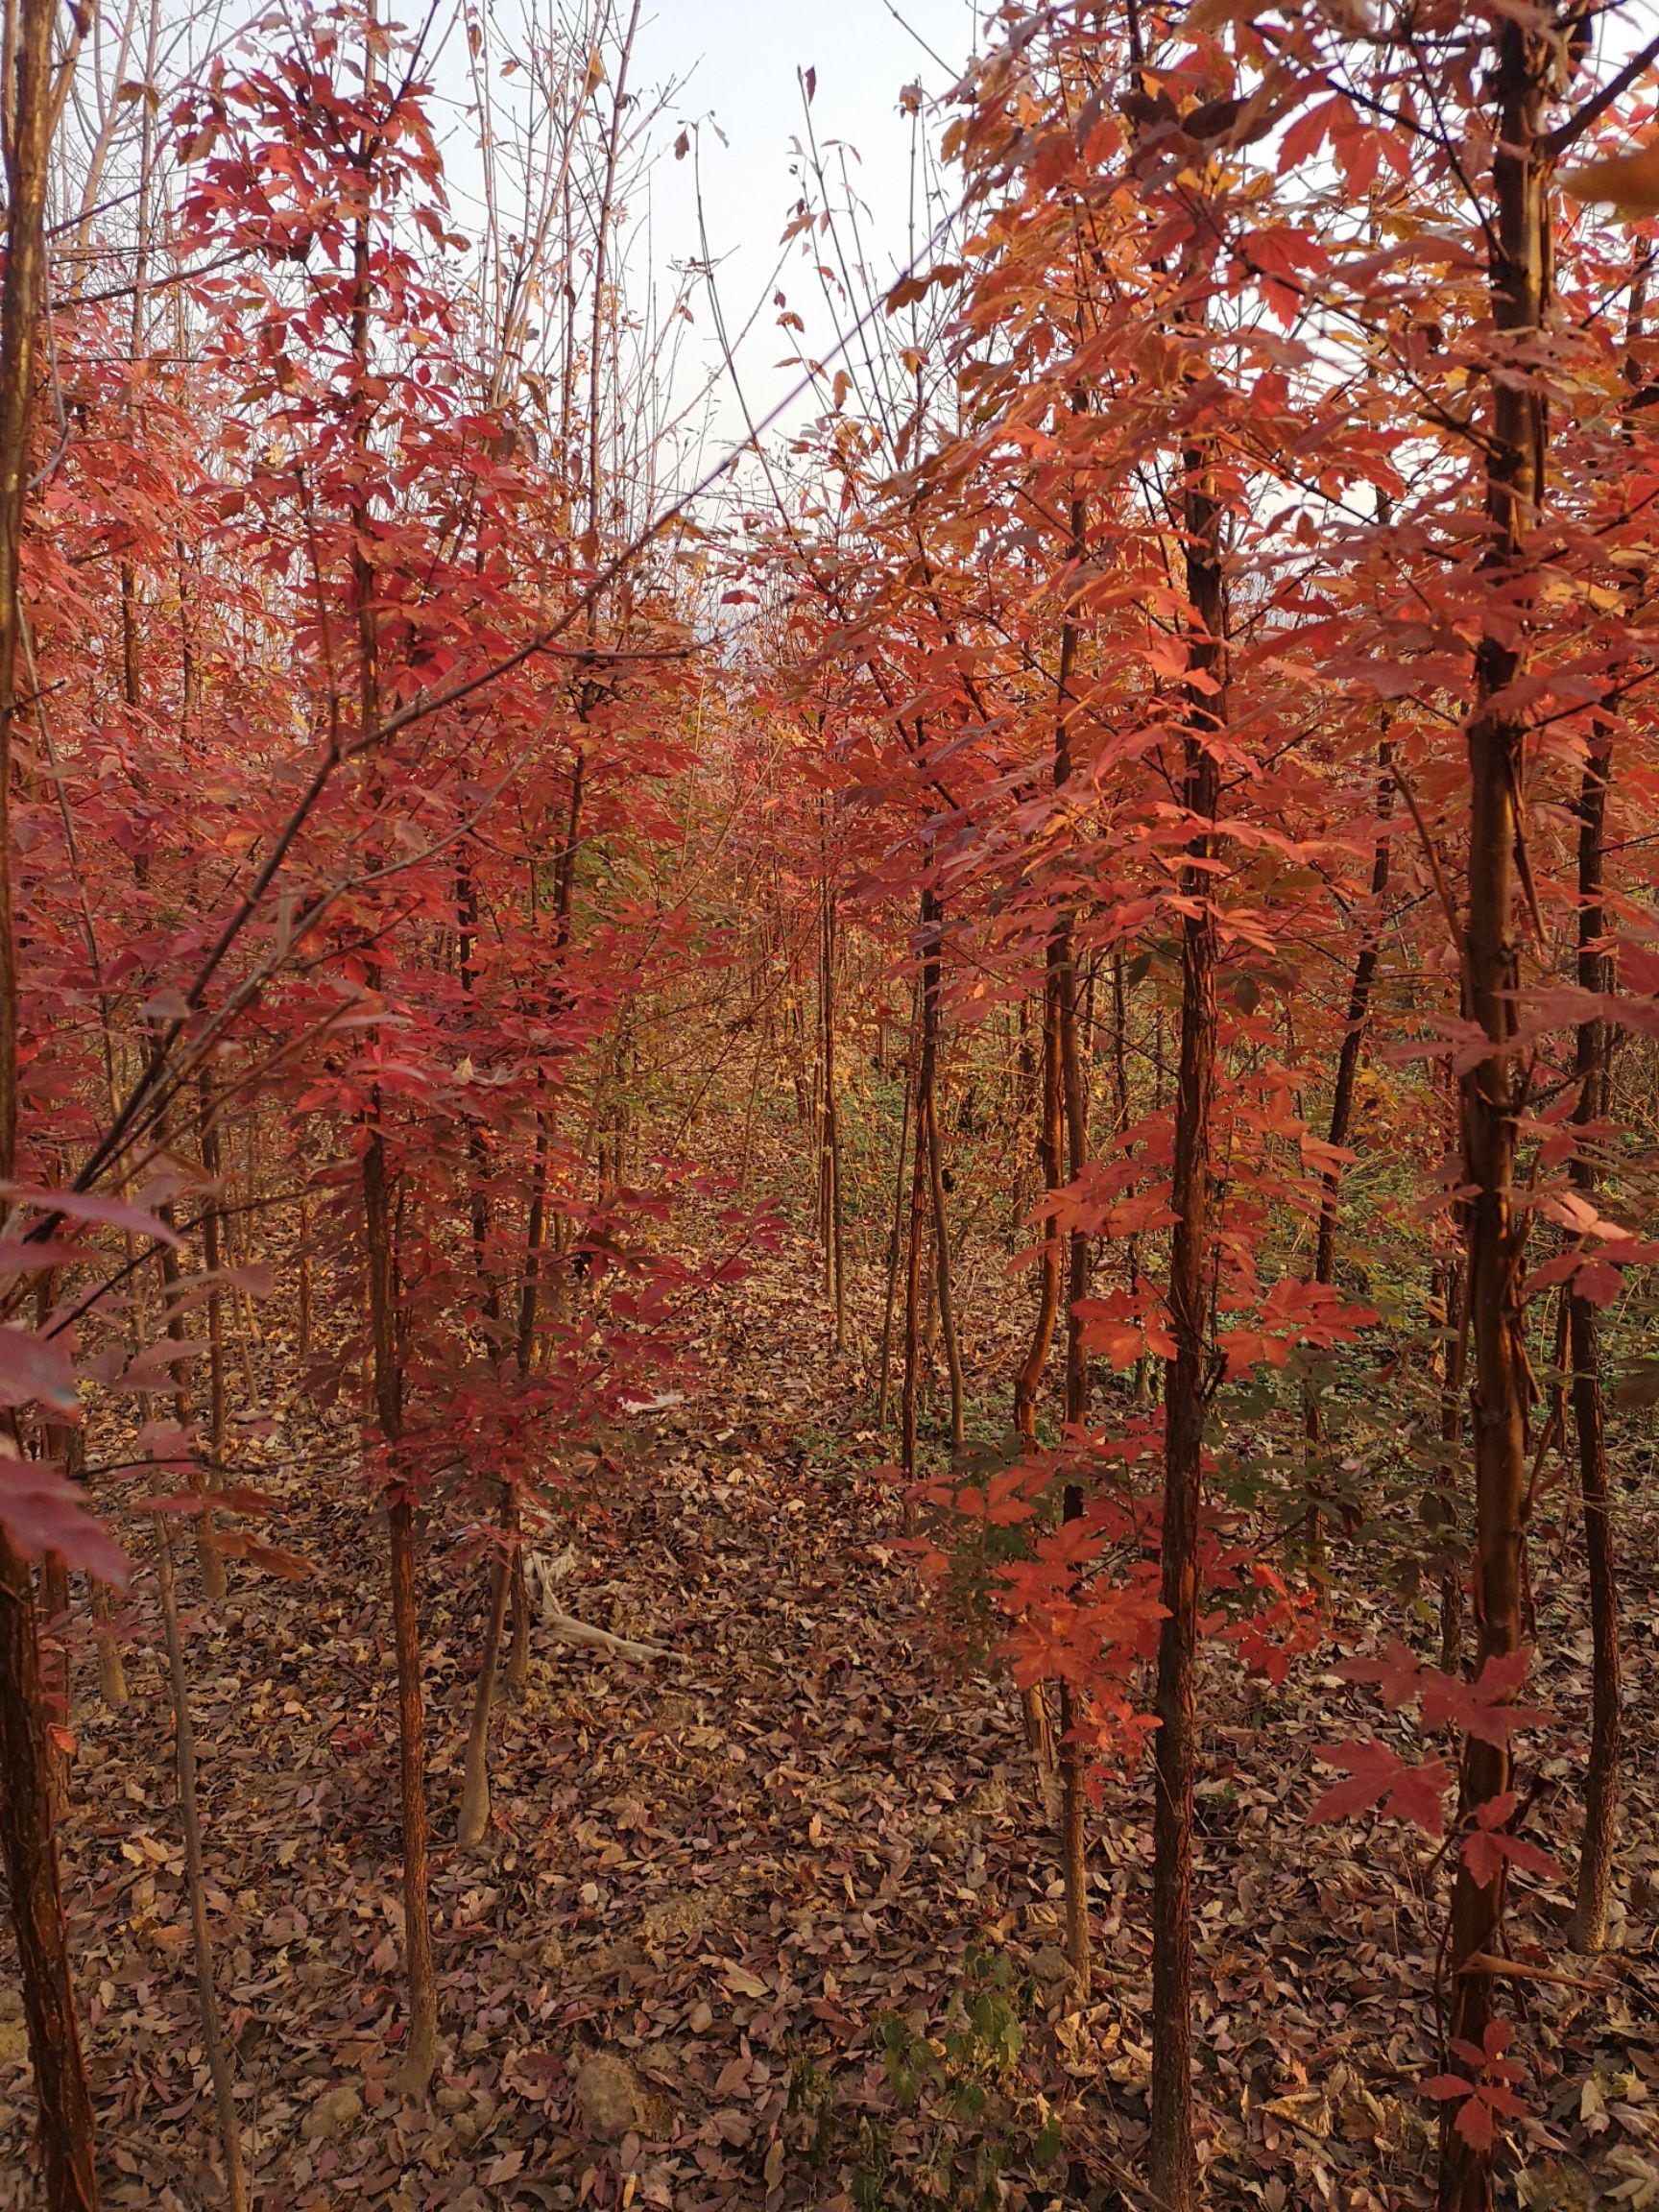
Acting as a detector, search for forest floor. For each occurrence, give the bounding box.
[1,1181,1657,2212]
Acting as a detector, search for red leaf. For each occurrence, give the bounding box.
[1418,1649,1551,1743]
[0,1326,77,1411]
[0,1455,128,1586]
[1310,1739,1452,1834]
[1421,2073,1476,2104]
[1460,1795,1562,1888]
[0,1186,181,1246]
[1387,1755,1455,1834]
[1455,2091,1497,2152]
[0,1240,97,1274]
[1574,1262,1624,1307]
[1335,1636,1423,1710]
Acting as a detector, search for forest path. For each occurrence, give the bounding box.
[1,1221,1656,2210]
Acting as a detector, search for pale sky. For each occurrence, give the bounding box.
[636,0,981,459]
[423,0,982,481]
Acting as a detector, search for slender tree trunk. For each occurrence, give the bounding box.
[1109,953,1149,1405]
[877,986,916,1429]
[457,1552,512,1848]
[1305,735,1394,1561]
[297,1188,313,1363]
[157,1205,227,1606]
[821,876,847,1350]
[154,1514,247,2210]
[0,1535,99,2212]
[365,1132,439,2094]
[1148,443,1225,2212]
[509,747,586,1690]
[0,0,58,1168]
[1311,746,1393,1293]
[1439,25,1551,2208]
[1052,544,1094,1996]
[902,887,959,1487]
[1014,980,1064,1447]
[1014,981,1063,1779]
[36,1526,70,1820]
[350,12,433,2091]
[1438,1254,1470,1678]
[925,1086,966,1456]
[455,858,517,1787]
[1565,729,1620,1953]
[0,3,100,2196]
[914,890,965,1453]
[457,862,502,1347]
[91,1576,128,1709]
[198,1074,228,1461]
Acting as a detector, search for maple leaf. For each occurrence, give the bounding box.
[1460,1791,1562,1888]
[1336,1636,1424,1710]
[1417,1649,1552,1743]
[1310,1740,1453,1834]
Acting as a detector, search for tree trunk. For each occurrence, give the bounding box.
[0,0,101,2193]
[1438,1254,1469,1678]
[154,1512,247,2210]
[902,887,957,1497]
[365,1129,439,2096]
[919,891,965,1455]
[1054,574,1093,1996]
[1565,730,1619,1955]
[198,1071,229,1500]
[1148,443,1225,2212]
[1305,733,1394,1560]
[1014,978,1064,1450]
[1439,23,1551,2209]
[297,1188,313,1363]
[0,1536,99,2210]
[457,1551,512,1848]
[157,1205,227,1606]
[876,986,915,1429]
[821,875,847,1352]
[91,1575,128,1710]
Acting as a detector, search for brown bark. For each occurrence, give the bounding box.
[1303,738,1394,1565]
[154,1513,247,2209]
[1313,740,1394,1292]
[365,1129,440,2095]
[1014,978,1064,1449]
[1565,731,1619,1954]
[0,0,59,1169]
[1053,565,1094,1997]
[457,1550,512,1847]
[1439,22,1553,2208]
[875,985,915,1429]
[198,1074,229,1485]
[1014,981,1062,1779]
[902,887,957,1490]
[0,1536,99,2211]
[455,859,519,1779]
[91,1575,128,1709]
[157,1206,227,1606]
[0,2,100,2195]
[918,889,965,1455]
[1148,445,1225,2212]
[1438,1255,1470,1679]
[820,876,847,1349]
[457,863,502,1345]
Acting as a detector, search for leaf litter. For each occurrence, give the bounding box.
[0,1215,1654,2211]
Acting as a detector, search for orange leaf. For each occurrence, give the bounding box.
[1563,142,1659,212]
